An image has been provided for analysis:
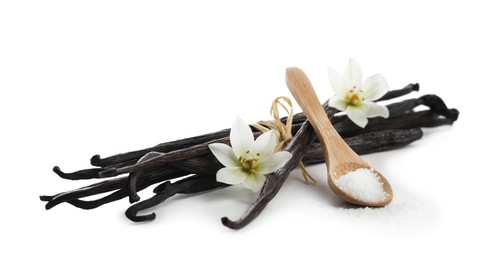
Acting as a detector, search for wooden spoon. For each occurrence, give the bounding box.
[285,67,393,207]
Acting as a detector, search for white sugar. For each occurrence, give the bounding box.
[335,168,388,203]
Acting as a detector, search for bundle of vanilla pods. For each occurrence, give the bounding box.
[40,84,459,229]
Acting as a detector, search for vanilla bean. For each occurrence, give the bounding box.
[66,189,132,210]
[40,177,128,210]
[40,168,187,210]
[303,128,423,165]
[52,166,107,180]
[52,161,137,181]
[40,86,459,228]
[125,175,227,222]
[376,83,419,101]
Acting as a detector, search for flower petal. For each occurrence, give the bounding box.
[208,143,241,168]
[364,102,389,118]
[328,96,347,111]
[230,117,254,158]
[243,173,266,192]
[346,106,368,128]
[328,67,347,96]
[343,59,362,89]
[362,73,389,101]
[253,130,277,159]
[216,167,247,185]
[256,151,292,175]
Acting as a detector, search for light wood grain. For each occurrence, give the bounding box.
[285,67,393,207]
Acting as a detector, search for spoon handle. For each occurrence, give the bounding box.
[285,67,356,163]
[285,68,338,135]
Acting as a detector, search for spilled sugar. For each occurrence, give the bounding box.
[334,190,436,229]
[335,168,388,203]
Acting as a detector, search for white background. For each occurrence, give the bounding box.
[1,0,492,259]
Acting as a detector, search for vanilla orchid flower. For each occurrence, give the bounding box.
[208,117,292,192]
[328,59,390,128]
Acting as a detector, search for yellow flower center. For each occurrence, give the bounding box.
[345,87,364,107]
[239,151,261,174]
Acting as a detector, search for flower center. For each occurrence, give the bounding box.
[239,151,261,174]
[346,87,364,107]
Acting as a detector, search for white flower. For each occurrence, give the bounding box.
[208,117,292,192]
[328,59,390,128]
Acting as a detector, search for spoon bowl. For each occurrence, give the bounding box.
[328,162,393,207]
[285,67,393,207]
